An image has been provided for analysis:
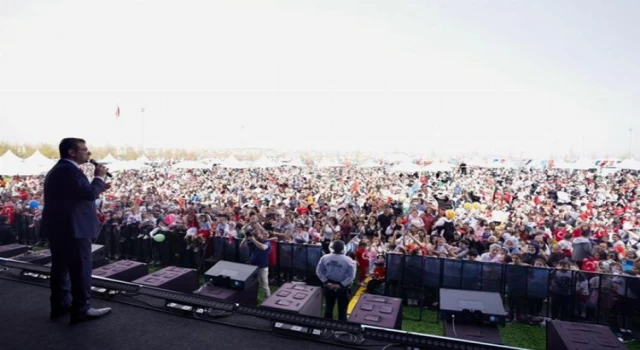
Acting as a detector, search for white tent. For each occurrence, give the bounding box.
[252,156,279,168]
[22,150,55,174]
[219,156,249,169]
[385,153,413,164]
[136,155,152,164]
[358,159,382,168]
[100,154,119,164]
[424,162,454,172]
[200,157,223,166]
[25,150,54,165]
[486,159,518,169]
[0,150,26,175]
[552,160,573,170]
[317,159,343,168]
[390,161,423,173]
[467,156,486,167]
[522,159,545,169]
[17,162,48,176]
[109,160,151,172]
[571,158,596,170]
[282,158,306,167]
[171,160,210,170]
[0,150,22,163]
[618,158,640,170]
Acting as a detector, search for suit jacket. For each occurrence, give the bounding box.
[40,160,106,240]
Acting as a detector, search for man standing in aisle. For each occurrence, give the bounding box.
[316,240,356,321]
[41,138,112,324]
[240,226,272,298]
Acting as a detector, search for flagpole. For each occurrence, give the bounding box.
[114,106,120,156]
[140,108,146,156]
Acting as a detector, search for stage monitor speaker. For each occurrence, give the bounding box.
[546,320,627,350]
[39,245,107,268]
[439,289,506,326]
[195,284,257,306]
[0,244,30,258]
[443,321,503,345]
[203,260,258,291]
[91,244,106,261]
[261,283,322,317]
[348,294,402,330]
[133,266,199,294]
[13,250,52,265]
[93,260,149,282]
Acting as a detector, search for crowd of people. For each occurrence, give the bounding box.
[1,160,640,327]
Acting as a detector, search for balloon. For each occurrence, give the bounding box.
[472,202,481,209]
[480,204,487,211]
[153,233,166,243]
[463,203,472,211]
[445,210,455,219]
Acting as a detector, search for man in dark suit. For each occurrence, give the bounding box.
[41,138,112,324]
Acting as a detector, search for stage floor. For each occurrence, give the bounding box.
[0,278,343,350]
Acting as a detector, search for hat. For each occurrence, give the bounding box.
[331,240,345,254]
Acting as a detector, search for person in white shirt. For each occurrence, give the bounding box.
[292,224,309,244]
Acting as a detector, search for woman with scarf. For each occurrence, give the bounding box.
[523,241,544,265]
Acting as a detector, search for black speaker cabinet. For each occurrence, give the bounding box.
[546,320,627,350]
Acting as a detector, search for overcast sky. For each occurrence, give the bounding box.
[0,0,639,158]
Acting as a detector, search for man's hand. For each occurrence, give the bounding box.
[327,283,340,290]
[94,164,108,178]
[103,183,112,191]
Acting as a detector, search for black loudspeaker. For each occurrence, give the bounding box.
[133,266,199,294]
[93,260,149,282]
[546,320,627,350]
[91,244,106,261]
[203,260,258,291]
[439,289,506,327]
[0,244,30,258]
[14,250,52,265]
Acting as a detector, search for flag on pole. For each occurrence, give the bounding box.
[115,106,120,118]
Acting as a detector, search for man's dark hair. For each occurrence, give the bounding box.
[58,138,85,159]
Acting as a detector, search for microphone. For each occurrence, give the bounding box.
[89,159,113,178]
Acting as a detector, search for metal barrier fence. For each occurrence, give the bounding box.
[12,216,639,330]
[11,218,316,283]
[206,237,323,286]
[385,253,640,329]
[11,214,40,245]
[95,229,325,286]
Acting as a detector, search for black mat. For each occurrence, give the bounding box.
[0,278,342,350]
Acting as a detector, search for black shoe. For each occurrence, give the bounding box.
[50,307,71,320]
[70,307,112,325]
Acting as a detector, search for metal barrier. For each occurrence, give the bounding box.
[274,241,323,285]
[206,237,323,286]
[12,214,40,245]
[9,215,640,330]
[385,253,640,329]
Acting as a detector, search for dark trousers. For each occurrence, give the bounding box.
[0,226,16,245]
[49,236,93,315]
[322,239,331,254]
[551,294,572,320]
[324,285,350,321]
